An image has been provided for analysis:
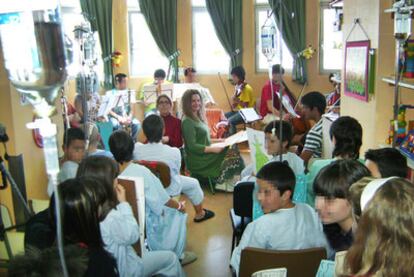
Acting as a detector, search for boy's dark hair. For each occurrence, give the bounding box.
[330,116,362,159]
[230,66,246,81]
[143,115,164,143]
[301,91,327,115]
[365,148,408,178]
[272,64,285,75]
[256,161,296,199]
[184,67,196,76]
[109,130,134,164]
[314,159,371,199]
[77,156,120,219]
[264,120,293,148]
[154,69,166,79]
[114,73,127,83]
[63,128,85,148]
[9,245,88,277]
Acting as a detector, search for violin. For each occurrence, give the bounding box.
[232,81,247,109]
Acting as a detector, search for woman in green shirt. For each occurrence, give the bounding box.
[181,89,244,192]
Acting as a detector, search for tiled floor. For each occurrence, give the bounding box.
[181,190,234,277]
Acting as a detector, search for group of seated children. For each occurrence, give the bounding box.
[229,105,410,275]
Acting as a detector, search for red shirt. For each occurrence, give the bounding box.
[162,114,183,148]
[260,80,296,117]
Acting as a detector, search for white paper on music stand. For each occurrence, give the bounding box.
[143,83,174,104]
[246,128,271,174]
[281,95,300,118]
[210,130,247,148]
[118,176,146,256]
[173,83,215,104]
[97,94,124,117]
[239,108,262,123]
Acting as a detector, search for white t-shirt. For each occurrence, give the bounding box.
[230,203,329,276]
[133,142,182,197]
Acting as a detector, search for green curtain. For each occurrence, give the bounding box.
[269,0,307,84]
[139,0,179,82]
[206,0,242,72]
[80,0,113,89]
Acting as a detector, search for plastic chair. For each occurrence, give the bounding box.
[239,247,327,277]
[96,121,113,151]
[230,182,254,254]
[28,199,49,214]
[134,160,171,189]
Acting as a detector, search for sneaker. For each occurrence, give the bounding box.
[180,251,197,266]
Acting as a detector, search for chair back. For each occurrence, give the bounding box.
[206,108,227,139]
[134,160,171,188]
[239,247,327,277]
[233,182,254,218]
[96,121,113,151]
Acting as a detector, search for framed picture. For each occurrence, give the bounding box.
[344,40,370,102]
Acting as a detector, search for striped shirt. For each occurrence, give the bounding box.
[303,119,323,158]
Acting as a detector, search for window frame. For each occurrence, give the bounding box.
[191,3,230,74]
[254,3,293,74]
[319,2,342,74]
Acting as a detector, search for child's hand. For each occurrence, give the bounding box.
[178,201,186,213]
[115,184,126,203]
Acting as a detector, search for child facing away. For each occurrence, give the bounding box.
[230,161,329,276]
[47,127,86,196]
[77,156,184,277]
[364,147,408,178]
[241,120,305,181]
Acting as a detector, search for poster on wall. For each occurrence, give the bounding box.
[344,40,370,102]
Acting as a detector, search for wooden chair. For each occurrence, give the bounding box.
[134,160,171,189]
[230,182,254,254]
[206,108,228,139]
[239,247,327,277]
[118,178,145,257]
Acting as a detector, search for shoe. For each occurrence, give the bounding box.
[180,251,197,266]
[194,209,215,223]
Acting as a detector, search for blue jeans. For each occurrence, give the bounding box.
[110,117,140,141]
[225,111,244,135]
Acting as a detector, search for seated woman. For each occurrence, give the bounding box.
[108,130,196,265]
[306,116,363,206]
[314,160,370,259]
[51,178,119,276]
[230,162,329,276]
[138,94,183,148]
[77,156,185,277]
[345,177,414,276]
[181,89,244,192]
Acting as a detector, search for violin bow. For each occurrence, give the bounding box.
[294,81,308,110]
[218,72,234,112]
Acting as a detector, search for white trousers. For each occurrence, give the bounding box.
[143,250,185,277]
[178,175,204,206]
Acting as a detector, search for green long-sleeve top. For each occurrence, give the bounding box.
[181,116,226,178]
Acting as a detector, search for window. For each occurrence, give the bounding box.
[192,0,230,74]
[60,0,104,80]
[128,0,169,77]
[255,1,293,72]
[320,3,343,72]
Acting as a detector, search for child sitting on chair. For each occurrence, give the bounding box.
[241,120,304,181]
[230,161,328,276]
[47,127,86,196]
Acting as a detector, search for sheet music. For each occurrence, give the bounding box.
[143,83,174,104]
[239,108,262,123]
[173,83,215,104]
[210,130,247,148]
[281,95,300,118]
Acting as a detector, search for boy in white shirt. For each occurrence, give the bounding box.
[134,115,215,222]
[241,120,304,181]
[230,161,329,276]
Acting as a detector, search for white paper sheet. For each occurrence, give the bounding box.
[210,130,247,148]
[239,108,262,123]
